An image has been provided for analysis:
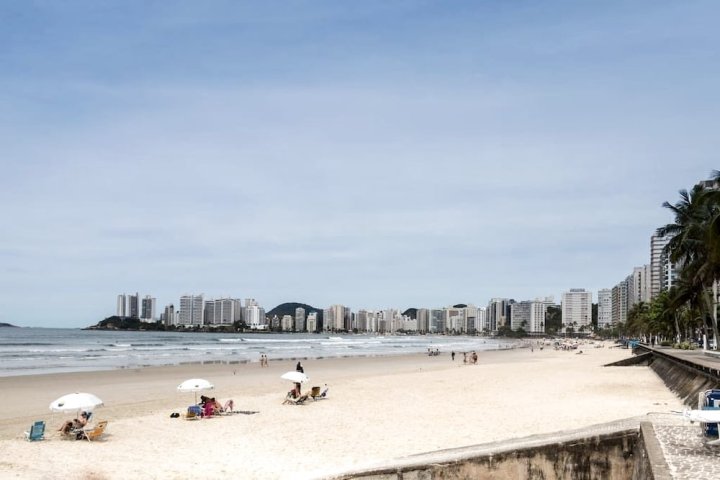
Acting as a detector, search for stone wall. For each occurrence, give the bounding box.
[331,421,642,480]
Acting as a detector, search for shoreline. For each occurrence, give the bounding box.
[0,328,521,378]
[0,342,518,379]
[0,341,681,479]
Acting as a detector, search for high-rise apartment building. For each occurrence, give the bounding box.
[323,304,347,332]
[306,312,318,333]
[295,307,306,332]
[597,289,612,329]
[416,308,430,333]
[629,265,651,308]
[163,304,175,326]
[429,309,445,333]
[281,315,293,332]
[117,294,127,317]
[244,304,266,329]
[203,298,241,325]
[463,305,478,333]
[476,307,488,333]
[445,307,466,333]
[487,298,513,332]
[561,289,592,334]
[128,293,140,319]
[529,297,554,334]
[510,301,532,331]
[650,234,676,299]
[511,298,552,334]
[611,281,629,326]
[141,295,156,322]
[179,294,204,326]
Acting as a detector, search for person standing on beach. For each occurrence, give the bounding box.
[296,361,304,374]
[451,351,455,361]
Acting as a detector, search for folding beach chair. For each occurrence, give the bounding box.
[24,421,45,441]
[78,420,108,442]
[283,393,309,405]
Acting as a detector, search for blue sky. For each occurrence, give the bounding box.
[1,1,719,327]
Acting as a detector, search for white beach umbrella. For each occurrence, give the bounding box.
[177,378,214,404]
[49,392,104,413]
[281,371,309,383]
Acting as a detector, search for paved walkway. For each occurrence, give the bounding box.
[654,347,720,373]
[649,413,720,480]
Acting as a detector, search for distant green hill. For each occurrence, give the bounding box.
[0,322,18,327]
[89,316,165,330]
[402,308,417,319]
[266,302,323,325]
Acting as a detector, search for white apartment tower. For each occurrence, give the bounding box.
[281,315,294,332]
[612,280,629,325]
[529,297,554,334]
[416,309,430,333]
[476,307,488,334]
[306,312,318,333]
[179,294,204,326]
[295,308,306,332]
[244,304,266,330]
[597,289,612,329]
[324,304,347,332]
[445,307,466,333]
[117,294,127,317]
[461,305,477,333]
[561,289,592,334]
[629,265,651,308]
[650,234,676,299]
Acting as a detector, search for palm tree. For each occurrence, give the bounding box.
[658,173,720,349]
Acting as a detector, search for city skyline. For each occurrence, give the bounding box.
[2,1,719,327]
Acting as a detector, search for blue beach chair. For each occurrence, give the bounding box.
[24,420,45,441]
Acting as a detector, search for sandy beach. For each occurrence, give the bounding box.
[0,342,682,479]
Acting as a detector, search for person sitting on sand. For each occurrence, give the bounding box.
[58,411,88,435]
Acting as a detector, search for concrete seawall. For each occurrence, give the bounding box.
[330,418,669,480]
[629,346,720,406]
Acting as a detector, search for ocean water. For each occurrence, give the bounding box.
[0,327,515,377]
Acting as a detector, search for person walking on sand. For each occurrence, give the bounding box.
[451,351,455,361]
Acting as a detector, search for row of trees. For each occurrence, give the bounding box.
[618,171,720,348]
